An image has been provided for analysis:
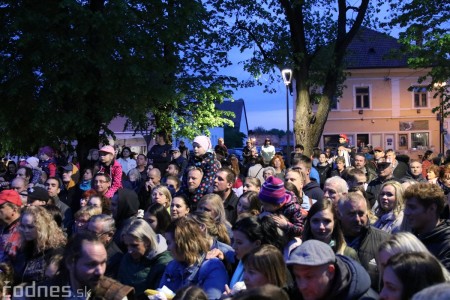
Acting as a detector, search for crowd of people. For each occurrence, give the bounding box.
[1,132,450,299]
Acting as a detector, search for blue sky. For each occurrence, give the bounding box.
[223,47,292,131]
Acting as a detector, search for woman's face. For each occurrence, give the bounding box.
[243,179,260,193]
[91,150,99,161]
[144,212,158,232]
[80,197,88,207]
[165,232,183,262]
[83,169,93,181]
[123,235,147,261]
[378,185,396,212]
[88,197,102,211]
[263,170,274,180]
[232,230,260,260]
[380,266,403,300]
[20,214,37,241]
[377,249,392,275]
[319,154,327,164]
[197,201,217,219]
[171,197,190,220]
[273,158,281,169]
[336,161,345,171]
[310,208,334,243]
[152,190,169,208]
[122,149,131,158]
[427,170,437,180]
[441,174,450,187]
[243,266,269,290]
[237,196,250,215]
[128,172,138,182]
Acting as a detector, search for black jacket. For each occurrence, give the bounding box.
[302,181,324,201]
[418,219,450,271]
[315,163,332,189]
[345,226,390,292]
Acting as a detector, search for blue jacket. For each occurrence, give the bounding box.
[159,257,228,300]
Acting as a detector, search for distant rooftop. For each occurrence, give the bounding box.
[216,99,248,132]
[345,27,409,69]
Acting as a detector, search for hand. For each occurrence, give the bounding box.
[272,215,288,229]
[206,248,225,260]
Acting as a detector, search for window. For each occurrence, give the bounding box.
[355,87,370,109]
[411,133,429,149]
[330,96,338,110]
[412,86,428,107]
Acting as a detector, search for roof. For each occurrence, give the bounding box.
[216,99,248,132]
[345,27,409,69]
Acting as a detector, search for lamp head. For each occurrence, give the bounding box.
[281,69,293,86]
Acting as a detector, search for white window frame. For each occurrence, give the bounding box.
[353,85,371,110]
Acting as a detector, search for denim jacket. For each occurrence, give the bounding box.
[159,256,228,300]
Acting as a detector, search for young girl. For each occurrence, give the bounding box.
[96,145,123,198]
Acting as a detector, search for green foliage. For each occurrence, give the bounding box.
[382,0,450,114]
[0,0,236,155]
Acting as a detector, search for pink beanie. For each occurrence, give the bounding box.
[259,176,288,205]
[193,136,212,151]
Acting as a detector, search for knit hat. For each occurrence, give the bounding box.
[0,190,22,206]
[259,176,288,205]
[286,240,336,266]
[26,157,39,169]
[39,146,54,158]
[193,136,212,151]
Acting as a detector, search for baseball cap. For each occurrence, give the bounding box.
[374,146,384,152]
[286,240,336,266]
[60,164,73,172]
[339,134,348,140]
[27,186,49,201]
[99,145,115,155]
[0,190,22,206]
[170,146,180,152]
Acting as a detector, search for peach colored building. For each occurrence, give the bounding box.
[317,28,448,158]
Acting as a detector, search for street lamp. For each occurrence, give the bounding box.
[434,82,447,155]
[282,68,293,166]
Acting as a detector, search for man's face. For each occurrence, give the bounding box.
[171,150,181,159]
[62,171,72,183]
[16,168,27,179]
[404,197,436,234]
[0,203,18,225]
[137,155,147,167]
[166,164,179,177]
[93,176,111,195]
[374,150,385,160]
[187,169,202,193]
[67,241,107,290]
[292,264,335,300]
[385,152,396,163]
[214,171,232,193]
[410,162,422,176]
[347,174,367,190]
[354,155,366,169]
[362,147,369,154]
[87,221,111,246]
[285,171,303,194]
[293,162,310,177]
[45,178,61,197]
[338,198,368,238]
[11,178,27,193]
[295,147,303,154]
[377,164,393,178]
[338,137,346,144]
[323,182,344,204]
[148,169,161,186]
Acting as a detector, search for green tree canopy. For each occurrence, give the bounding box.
[0,0,236,158]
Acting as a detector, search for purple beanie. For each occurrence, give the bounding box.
[39,146,54,158]
[259,176,288,205]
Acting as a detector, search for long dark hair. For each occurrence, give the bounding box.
[303,200,347,255]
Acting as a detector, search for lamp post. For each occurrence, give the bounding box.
[282,68,293,166]
[434,82,447,155]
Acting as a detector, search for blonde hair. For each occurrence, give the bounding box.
[74,205,102,220]
[152,185,172,208]
[243,245,288,288]
[19,206,66,253]
[166,217,210,265]
[189,211,231,245]
[123,219,157,250]
[375,180,404,217]
[197,194,230,228]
